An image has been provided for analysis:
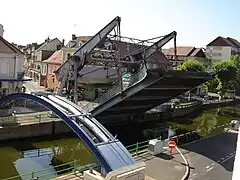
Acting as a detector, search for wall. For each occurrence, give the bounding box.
[0,53,15,78]
[0,121,72,141]
[37,39,61,51]
[206,46,231,61]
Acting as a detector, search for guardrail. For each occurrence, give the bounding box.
[83,62,147,112]
[2,122,234,180]
[0,113,60,126]
[125,122,233,157]
[2,160,97,180]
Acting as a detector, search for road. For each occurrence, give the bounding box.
[181,132,238,180]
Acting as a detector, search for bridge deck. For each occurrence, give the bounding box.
[92,69,214,118]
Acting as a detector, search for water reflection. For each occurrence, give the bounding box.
[0,136,97,179]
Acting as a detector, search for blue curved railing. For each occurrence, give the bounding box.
[0,93,135,176]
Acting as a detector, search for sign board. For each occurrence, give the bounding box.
[168,141,176,150]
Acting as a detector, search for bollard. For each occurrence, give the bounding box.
[136,142,139,156]
[73,159,77,173]
[31,171,35,179]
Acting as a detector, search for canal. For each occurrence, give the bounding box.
[0,105,239,179]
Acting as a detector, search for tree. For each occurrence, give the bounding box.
[206,78,219,93]
[213,60,237,95]
[177,60,205,72]
[213,61,237,84]
[231,54,240,72]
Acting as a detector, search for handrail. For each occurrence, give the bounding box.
[83,61,147,112]
[2,159,97,180]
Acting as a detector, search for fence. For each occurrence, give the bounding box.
[2,160,97,180]
[125,122,233,157]
[3,122,234,180]
[0,111,61,126]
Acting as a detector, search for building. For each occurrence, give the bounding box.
[66,34,92,48]
[42,47,76,90]
[26,38,63,86]
[205,36,240,63]
[0,25,29,97]
[162,46,207,68]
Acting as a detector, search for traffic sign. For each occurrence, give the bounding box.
[168,140,176,149]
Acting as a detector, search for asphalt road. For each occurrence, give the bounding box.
[181,132,238,180]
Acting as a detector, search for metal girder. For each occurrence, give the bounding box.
[125,96,170,101]
[129,31,176,62]
[57,16,121,97]
[106,104,151,111]
[144,87,191,90]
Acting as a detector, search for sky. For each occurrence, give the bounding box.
[0,0,239,48]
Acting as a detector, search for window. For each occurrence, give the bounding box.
[212,53,222,56]
[1,62,9,74]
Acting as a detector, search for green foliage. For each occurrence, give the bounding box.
[206,78,219,93]
[177,60,205,72]
[212,60,237,94]
[230,55,240,72]
[213,60,237,82]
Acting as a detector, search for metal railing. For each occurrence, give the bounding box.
[83,62,147,112]
[3,122,234,180]
[2,159,97,180]
[0,112,60,127]
[125,122,234,157]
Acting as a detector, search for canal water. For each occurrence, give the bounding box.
[0,105,239,179]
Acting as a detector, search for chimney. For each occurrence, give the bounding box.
[45,37,50,42]
[72,34,76,40]
[0,24,4,37]
[62,39,65,47]
[57,45,62,50]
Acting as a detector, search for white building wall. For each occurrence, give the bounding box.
[206,46,232,62]
[0,53,16,78]
[0,53,25,95]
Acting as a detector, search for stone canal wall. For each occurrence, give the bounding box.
[0,121,72,141]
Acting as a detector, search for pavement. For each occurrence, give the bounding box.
[23,81,45,92]
[181,132,238,180]
[135,148,188,180]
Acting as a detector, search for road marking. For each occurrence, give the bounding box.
[193,173,198,176]
[206,166,210,169]
[211,162,215,166]
[206,167,214,172]
[220,154,235,164]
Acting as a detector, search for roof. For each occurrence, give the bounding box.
[42,50,62,64]
[207,36,240,47]
[0,36,24,54]
[76,36,92,42]
[162,46,204,57]
[35,38,61,51]
[227,37,240,48]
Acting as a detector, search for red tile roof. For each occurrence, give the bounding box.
[0,36,24,54]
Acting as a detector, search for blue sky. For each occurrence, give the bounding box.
[0,0,239,48]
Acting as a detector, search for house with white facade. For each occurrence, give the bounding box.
[205,36,240,63]
[0,24,29,97]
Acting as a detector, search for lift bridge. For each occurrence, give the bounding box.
[0,16,214,178]
[54,16,214,120]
